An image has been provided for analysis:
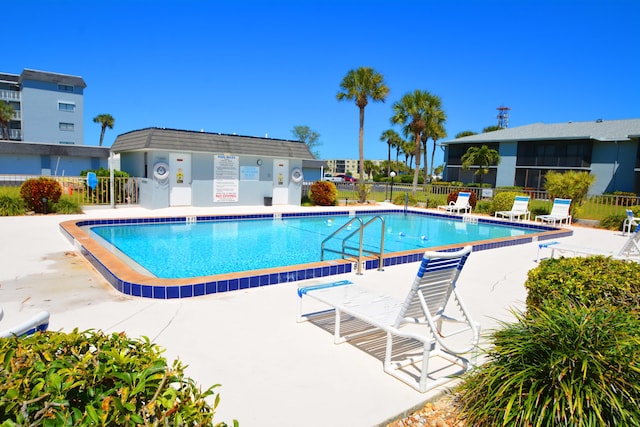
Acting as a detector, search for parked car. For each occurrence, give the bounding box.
[340,175,357,182]
[323,173,344,183]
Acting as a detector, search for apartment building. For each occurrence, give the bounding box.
[325,158,384,179]
[441,118,640,194]
[0,69,86,145]
[0,69,109,176]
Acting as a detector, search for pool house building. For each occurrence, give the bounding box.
[111,127,316,209]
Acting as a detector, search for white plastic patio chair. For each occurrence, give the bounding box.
[537,226,640,262]
[437,192,472,214]
[623,209,640,235]
[535,198,572,225]
[494,195,531,221]
[297,246,480,393]
[0,306,50,338]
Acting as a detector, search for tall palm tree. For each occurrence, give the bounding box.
[337,67,389,202]
[391,90,434,194]
[93,114,115,147]
[380,129,400,177]
[428,109,447,178]
[0,102,14,140]
[461,145,501,185]
[419,94,445,185]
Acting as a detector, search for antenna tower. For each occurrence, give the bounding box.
[496,105,510,128]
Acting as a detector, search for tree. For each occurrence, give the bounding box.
[422,97,447,180]
[455,130,476,138]
[391,90,436,194]
[93,114,115,147]
[461,145,501,185]
[337,67,389,202]
[482,125,502,133]
[291,125,321,158]
[379,129,401,177]
[0,101,14,140]
[363,160,377,180]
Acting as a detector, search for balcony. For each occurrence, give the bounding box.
[0,90,20,101]
[9,129,21,140]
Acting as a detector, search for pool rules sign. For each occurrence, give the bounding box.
[214,155,239,202]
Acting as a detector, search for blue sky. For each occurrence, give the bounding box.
[6,0,639,169]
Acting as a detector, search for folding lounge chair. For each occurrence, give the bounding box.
[537,226,640,262]
[535,198,572,225]
[437,192,472,214]
[0,306,50,338]
[297,246,480,393]
[623,209,640,235]
[494,195,531,221]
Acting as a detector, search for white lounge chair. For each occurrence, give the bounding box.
[437,191,472,214]
[623,209,640,235]
[535,198,572,225]
[297,246,480,393]
[537,226,640,262]
[0,306,50,338]
[494,195,530,221]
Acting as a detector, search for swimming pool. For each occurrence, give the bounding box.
[60,208,570,299]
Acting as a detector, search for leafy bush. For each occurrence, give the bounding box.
[474,200,491,213]
[599,213,626,230]
[391,192,418,206]
[446,190,477,209]
[457,303,640,426]
[19,177,62,213]
[0,329,235,426]
[525,256,640,313]
[309,181,337,206]
[53,196,83,214]
[544,170,595,216]
[0,194,25,216]
[490,191,520,215]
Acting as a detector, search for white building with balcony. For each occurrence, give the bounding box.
[0,69,109,176]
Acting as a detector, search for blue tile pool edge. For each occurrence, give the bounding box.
[59,209,571,300]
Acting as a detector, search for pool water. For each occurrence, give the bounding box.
[91,213,536,279]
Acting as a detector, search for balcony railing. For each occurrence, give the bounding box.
[9,129,21,140]
[0,90,20,101]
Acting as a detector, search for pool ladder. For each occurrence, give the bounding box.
[320,216,385,275]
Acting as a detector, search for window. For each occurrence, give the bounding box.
[58,102,75,112]
[59,122,74,131]
[58,84,74,92]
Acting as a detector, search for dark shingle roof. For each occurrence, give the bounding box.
[443,118,640,145]
[0,141,109,158]
[111,128,316,160]
[0,73,19,84]
[20,69,87,88]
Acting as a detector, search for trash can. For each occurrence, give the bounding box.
[264,196,272,206]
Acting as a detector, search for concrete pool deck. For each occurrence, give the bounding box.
[0,204,628,426]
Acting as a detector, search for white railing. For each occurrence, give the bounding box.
[0,90,20,101]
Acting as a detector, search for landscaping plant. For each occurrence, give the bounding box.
[0,193,25,216]
[309,181,337,206]
[446,190,477,209]
[457,256,640,426]
[457,303,640,426]
[490,191,522,215]
[19,177,62,213]
[0,329,236,426]
[544,170,595,217]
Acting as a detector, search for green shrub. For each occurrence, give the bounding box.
[525,256,640,312]
[0,329,235,426]
[474,200,491,213]
[446,190,477,209]
[53,196,83,214]
[457,303,640,426]
[600,213,626,230]
[391,192,418,206]
[309,181,337,206]
[19,177,62,213]
[490,191,520,215]
[0,194,25,216]
[544,170,595,216]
